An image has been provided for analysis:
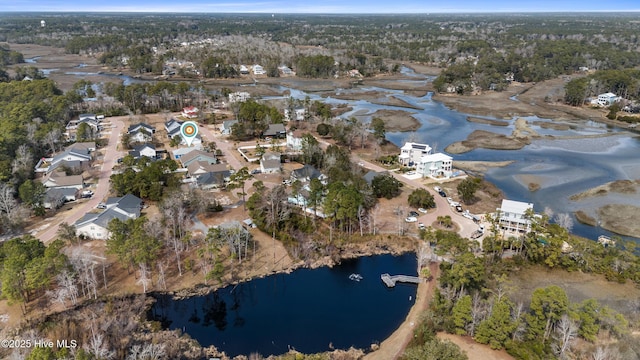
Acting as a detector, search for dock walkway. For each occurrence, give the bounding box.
[380,273,422,287]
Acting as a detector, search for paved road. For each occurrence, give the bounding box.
[37,117,126,244]
[354,156,480,239]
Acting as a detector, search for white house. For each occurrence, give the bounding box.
[129,143,156,159]
[416,153,453,178]
[497,199,534,233]
[35,142,95,174]
[278,66,294,76]
[284,107,307,121]
[286,131,305,151]
[253,64,266,75]
[399,142,432,166]
[260,152,281,174]
[74,194,142,239]
[128,123,155,135]
[228,92,251,103]
[597,92,619,107]
[128,129,153,143]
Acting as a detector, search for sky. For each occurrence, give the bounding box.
[1,0,639,13]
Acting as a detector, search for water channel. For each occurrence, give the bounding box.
[149,253,418,357]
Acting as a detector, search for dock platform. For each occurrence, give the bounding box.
[380,273,422,287]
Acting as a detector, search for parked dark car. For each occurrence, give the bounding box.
[455,205,463,212]
[409,211,419,217]
[439,191,447,197]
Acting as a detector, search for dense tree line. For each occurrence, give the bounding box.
[296,55,335,78]
[565,69,640,106]
[4,13,640,83]
[0,45,24,67]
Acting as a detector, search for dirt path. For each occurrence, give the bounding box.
[364,262,440,360]
[437,333,514,360]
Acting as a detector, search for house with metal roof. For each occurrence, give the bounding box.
[497,199,534,233]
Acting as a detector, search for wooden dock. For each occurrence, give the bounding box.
[380,273,422,287]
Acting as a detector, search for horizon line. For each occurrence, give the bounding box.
[2,10,640,14]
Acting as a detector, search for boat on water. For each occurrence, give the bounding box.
[349,273,363,281]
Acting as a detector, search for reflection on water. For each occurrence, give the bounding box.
[149,254,418,357]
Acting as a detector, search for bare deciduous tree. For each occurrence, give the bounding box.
[554,213,574,234]
[553,314,578,359]
[137,263,151,293]
[0,182,18,215]
[128,343,166,360]
[157,262,167,291]
[160,193,189,276]
[12,144,33,177]
[43,127,62,154]
[68,247,99,299]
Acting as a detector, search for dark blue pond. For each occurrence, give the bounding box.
[149,253,418,357]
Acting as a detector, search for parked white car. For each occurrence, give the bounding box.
[418,222,426,230]
[418,208,428,214]
[405,216,418,223]
[434,186,442,192]
[462,210,474,220]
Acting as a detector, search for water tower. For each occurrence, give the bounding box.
[40,20,46,28]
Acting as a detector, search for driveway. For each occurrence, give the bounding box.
[36,117,126,244]
[354,157,480,238]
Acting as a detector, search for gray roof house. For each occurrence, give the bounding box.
[263,123,287,138]
[36,142,95,174]
[188,161,226,177]
[74,194,143,239]
[221,120,238,135]
[179,150,217,168]
[196,167,232,190]
[43,188,78,209]
[128,143,156,160]
[128,123,156,134]
[291,164,322,183]
[165,119,183,138]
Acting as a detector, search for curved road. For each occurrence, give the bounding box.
[354,156,480,239]
[37,117,126,244]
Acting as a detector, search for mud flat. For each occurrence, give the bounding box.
[466,116,509,126]
[328,91,423,110]
[570,180,640,200]
[453,160,514,173]
[574,210,597,226]
[356,109,421,132]
[445,130,529,154]
[533,121,573,130]
[597,204,640,238]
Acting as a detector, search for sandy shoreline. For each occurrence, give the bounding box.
[363,262,439,360]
